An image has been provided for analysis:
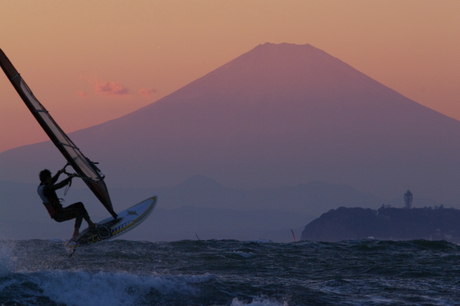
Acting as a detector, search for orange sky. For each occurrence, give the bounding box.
[1,0,459,153]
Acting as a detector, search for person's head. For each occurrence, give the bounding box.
[39,169,52,184]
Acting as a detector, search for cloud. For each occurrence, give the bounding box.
[140,88,157,97]
[78,90,88,98]
[86,78,130,96]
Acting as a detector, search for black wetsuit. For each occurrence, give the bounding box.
[37,172,91,229]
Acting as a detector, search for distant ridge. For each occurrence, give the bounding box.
[1,43,459,207]
[0,176,380,241]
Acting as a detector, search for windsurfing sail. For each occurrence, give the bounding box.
[0,49,117,218]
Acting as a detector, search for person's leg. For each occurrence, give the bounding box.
[70,202,95,227]
[53,207,80,237]
[54,202,95,237]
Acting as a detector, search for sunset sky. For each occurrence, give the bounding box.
[0,0,459,153]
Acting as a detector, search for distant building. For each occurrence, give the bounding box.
[404,190,413,209]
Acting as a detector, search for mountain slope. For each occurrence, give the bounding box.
[1,43,459,206]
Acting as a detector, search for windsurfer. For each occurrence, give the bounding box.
[38,169,96,238]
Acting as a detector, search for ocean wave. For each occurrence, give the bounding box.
[231,297,287,306]
[2,270,215,306]
[2,238,460,305]
[227,251,255,258]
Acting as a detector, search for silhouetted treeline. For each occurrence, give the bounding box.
[301,205,460,242]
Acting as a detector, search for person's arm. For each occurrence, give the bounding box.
[51,169,63,184]
[50,175,73,191]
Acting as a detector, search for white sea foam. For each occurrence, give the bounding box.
[231,297,288,306]
[0,242,15,276]
[228,251,254,258]
[29,270,209,306]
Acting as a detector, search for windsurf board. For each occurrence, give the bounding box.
[66,196,157,253]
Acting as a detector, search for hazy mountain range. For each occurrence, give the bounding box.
[1,175,400,241]
[0,42,458,240]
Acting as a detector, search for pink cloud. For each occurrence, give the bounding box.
[140,88,157,97]
[86,78,130,96]
[78,90,88,98]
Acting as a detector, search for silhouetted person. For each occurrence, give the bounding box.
[38,169,95,238]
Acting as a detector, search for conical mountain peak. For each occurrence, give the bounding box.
[0,43,458,206]
[134,42,398,116]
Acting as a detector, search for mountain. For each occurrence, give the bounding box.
[0,207,310,242]
[0,176,384,241]
[0,177,314,242]
[0,43,459,207]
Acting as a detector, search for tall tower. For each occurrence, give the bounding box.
[404,190,413,209]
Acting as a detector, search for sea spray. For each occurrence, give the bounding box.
[0,241,15,276]
[32,271,198,306]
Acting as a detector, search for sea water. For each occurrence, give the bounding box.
[1,239,459,305]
